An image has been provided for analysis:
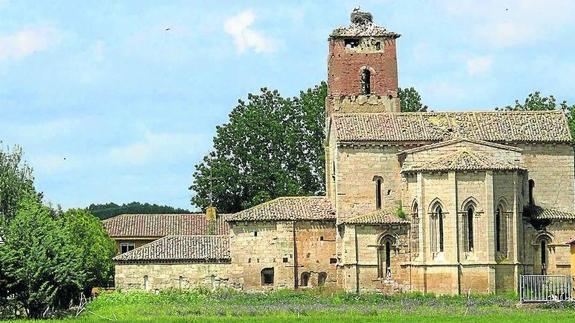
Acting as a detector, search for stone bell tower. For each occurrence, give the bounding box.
[326,9,401,115]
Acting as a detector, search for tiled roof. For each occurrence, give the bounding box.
[402,149,523,173]
[226,197,336,222]
[333,111,571,143]
[529,206,575,220]
[343,210,409,225]
[113,235,230,262]
[103,214,230,238]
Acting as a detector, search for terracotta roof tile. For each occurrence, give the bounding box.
[113,235,230,262]
[103,214,230,238]
[529,206,575,220]
[333,111,571,143]
[226,197,336,222]
[402,149,523,173]
[343,210,409,225]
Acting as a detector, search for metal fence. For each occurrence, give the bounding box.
[519,275,573,303]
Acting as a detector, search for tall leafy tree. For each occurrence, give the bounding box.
[191,83,327,213]
[0,144,37,221]
[87,202,190,220]
[0,196,85,318]
[497,91,575,138]
[399,87,427,112]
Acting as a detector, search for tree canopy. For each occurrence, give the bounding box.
[399,87,427,112]
[191,83,327,213]
[497,91,575,138]
[0,144,38,221]
[87,202,190,220]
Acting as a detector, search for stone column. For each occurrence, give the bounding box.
[416,172,425,262]
[485,171,496,292]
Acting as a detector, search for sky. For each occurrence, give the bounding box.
[1,0,574,211]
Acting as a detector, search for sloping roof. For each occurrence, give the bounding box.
[402,149,524,173]
[113,235,230,262]
[529,206,575,220]
[226,197,336,222]
[103,214,230,238]
[398,138,522,155]
[343,210,409,225]
[333,111,571,143]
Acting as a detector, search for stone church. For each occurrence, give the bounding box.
[110,9,575,294]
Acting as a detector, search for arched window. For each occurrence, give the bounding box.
[300,272,310,287]
[318,272,327,286]
[261,268,274,285]
[529,179,535,205]
[411,201,419,256]
[374,176,382,209]
[143,275,149,290]
[430,202,444,253]
[377,236,394,279]
[495,205,507,256]
[466,206,474,252]
[361,69,371,95]
[540,240,547,275]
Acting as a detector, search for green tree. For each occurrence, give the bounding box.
[497,91,575,138]
[399,87,427,112]
[190,83,327,213]
[87,201,190,220]
[0,144,37,221]
[59,209,116,287]
[0,196,85,318]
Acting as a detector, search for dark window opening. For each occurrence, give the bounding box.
[387,189,391,196]
[320,236,324,241]
[540,240,547,275]
[385,240,391,273]
[496,208,502,252]
[529,179,535,205]
[438,206,444,252]
[120,242,135,254]
[261,268,274,285]
[254,231,258,237]
[282,257,288,263]
[344,38,359,48]
[318,272,327,286]
[375,42,381,50]
[467,207,474,252]
[330,257,337,264]
[301,272,310,287]
[375,177,382,209]
[361,69,371,95]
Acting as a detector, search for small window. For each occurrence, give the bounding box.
[301,272,310,287]
[344,38,359,48]
[282,257,288,263]
[261,268,274,285]
[374,177,382,209]
[120,242,135,254]
[143,275,149,290]
[318,272,327,286]
[330,257,337,264]
[320,236,324,241]
[529,179,535,205]
[375,42,381,50]
[361,69,371,95]
[254,231,258,237]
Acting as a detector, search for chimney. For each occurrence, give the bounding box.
[205,206,217,235]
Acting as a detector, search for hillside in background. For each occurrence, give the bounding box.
[87,202,191,220]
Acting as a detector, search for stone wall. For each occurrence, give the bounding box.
[115,262,235,291]
[228,220,337,291]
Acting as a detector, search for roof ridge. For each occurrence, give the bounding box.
[332,110,563,117]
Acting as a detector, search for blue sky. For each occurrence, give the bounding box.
[1,0,574,210]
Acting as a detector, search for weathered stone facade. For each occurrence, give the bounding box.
[112,9,575,295]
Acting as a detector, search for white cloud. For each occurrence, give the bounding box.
[466,55,492,76]
[224,10,276,54]
[0,27,59,60]
[108,131,210,165]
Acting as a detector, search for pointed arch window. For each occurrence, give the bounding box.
[411,201,419,256]
[495,204,508,256]
[528,179,535,205]
[465,205,475,252]
[430,202,444,253]
[361,69,371,95]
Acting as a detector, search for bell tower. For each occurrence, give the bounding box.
[326,9,401,115]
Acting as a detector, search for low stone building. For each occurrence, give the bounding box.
[111,9,575,294]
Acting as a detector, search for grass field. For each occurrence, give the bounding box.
[12,289,575,322]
